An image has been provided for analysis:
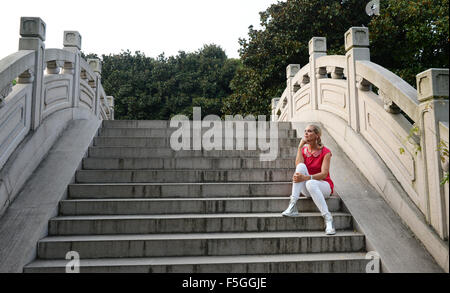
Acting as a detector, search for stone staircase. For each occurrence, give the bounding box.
[24,120,372,273]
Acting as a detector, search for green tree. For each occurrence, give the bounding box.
[96,45,241,120]
[369,0,449,86]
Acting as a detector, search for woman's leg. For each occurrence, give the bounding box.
[304,180,335,235]
[304,180,332,216]
[291,163,309,200]
[282,163,308,217]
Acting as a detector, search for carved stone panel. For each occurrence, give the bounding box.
[294,88,311,112]
[79,81,95,110]
[42,76,72,118]
[362,98,417,185]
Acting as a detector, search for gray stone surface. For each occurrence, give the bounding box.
[93,136,300,148]
[75,169,295,183]
[87,147,298,159]
[82,157,297,170]
[0,118,101,273]
[58,197,341,215]
[24,252,370,273]
[68,182,293,199]
[36,231,365,259]
[23,120,372,273]
[0,109,75,217]
[47,212,353,235]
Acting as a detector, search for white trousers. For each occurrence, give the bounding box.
[291,163,332,217]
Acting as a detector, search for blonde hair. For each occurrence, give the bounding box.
[308,124,323,147]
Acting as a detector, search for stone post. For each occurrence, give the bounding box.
[46,61,63,75]
[88,59,102,117]
[345,27,370,133]
[440,121,449,240]
[63,31,82,109]
[309,37,327,111]
[107,96,115,120]
[286,64,300,120]
[331,67,344,79]
[271,98,280,121]
[18,17,46,131]
[417,68,449,240]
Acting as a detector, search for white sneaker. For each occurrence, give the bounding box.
[282,197,300,217]
[324,213,336,235]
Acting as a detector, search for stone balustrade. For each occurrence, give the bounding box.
[0,17,114,217]
[273,27,449,271]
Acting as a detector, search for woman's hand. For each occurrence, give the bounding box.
[298,137,307,149]
[293,173,308,183]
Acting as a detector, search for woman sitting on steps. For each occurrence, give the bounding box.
[281,124,336,235]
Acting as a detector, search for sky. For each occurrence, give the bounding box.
[0,0,281,60]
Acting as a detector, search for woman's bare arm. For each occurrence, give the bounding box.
[315,153,331,180]
[295,138,306,166]
[295,147,304,166]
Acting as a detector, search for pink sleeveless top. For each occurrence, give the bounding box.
[301,146,334,194]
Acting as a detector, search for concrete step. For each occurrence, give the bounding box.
[58,197,342,216]
[75,169,294,183]
[102,120,294,130]
[36,231,365,259]
[103,120,169,129]
[93,137,301,148]
[83,157,297,170]
[68,182,293,199]
[48,212,353,235]
[24,252,371,273]
[87,147,298,159]
[98,128,297,138]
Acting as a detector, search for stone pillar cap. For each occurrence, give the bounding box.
[64,31,82,50]
[345,27,370,51]
[272,98,280,108]
[106,96,114,106]
[88,58,102,74]
[309,37,327,55]
[417,68,449,102]
[20,17,46,41]
[286,64,301,79]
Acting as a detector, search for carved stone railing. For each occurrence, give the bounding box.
[0,50,35,168]
[273,27,449,271]
[0,17,114,216]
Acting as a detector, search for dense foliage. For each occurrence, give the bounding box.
[87,45,240,120]
[369,0,449,86]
